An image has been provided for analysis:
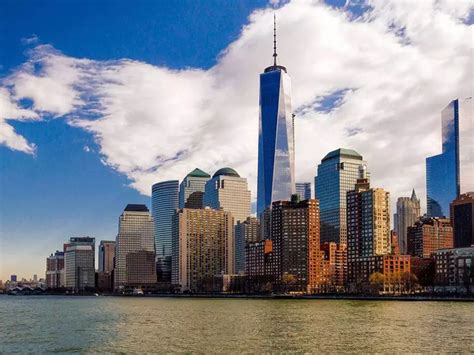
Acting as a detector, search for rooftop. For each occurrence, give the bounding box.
[187,168,210,178]
[124,204,149,212]
[213,167,240,178]
[322,148,362,162]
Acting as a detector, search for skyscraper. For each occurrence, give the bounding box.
[114,204,156,290]
[203,167,251,224]
[152,180,179,282]
[98,240,115,273]
[179,168,211,209]
[315,148,369,244]
[64,237,95,292]
[296,182,311,200]
[256,16,295,215]
[394,189,421,254]
[235,217,260,274]
[426,98,473,217]
[450,193,474,248]
[172,208,234,292]
[46,251,65,289]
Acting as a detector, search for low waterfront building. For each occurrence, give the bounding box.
[407,217,453,258]
[433,246,474,292]
[46,250,65,289]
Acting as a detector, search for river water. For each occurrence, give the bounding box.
[0,296,472,353]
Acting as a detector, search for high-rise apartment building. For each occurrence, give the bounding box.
[172,208,234,292]
[179,168,210,209]
[296,182,311,200]
[394,189,421,254]
[152,180,179,282]
[256,17,295,215]
[204,168,251,224]
[235,217,260,274]
[347,169,390,282]
[114,204,156,290]
[450,193,474,248]
[98,240,115,273]
[315,148,369,244]
[64,237,95,292]
[407,217,453,258]
[270,196,322,292]
[46,251,65,289]
[320,242,347,290]
[426,98,473,218]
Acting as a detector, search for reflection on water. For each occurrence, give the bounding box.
[0,296,473,353]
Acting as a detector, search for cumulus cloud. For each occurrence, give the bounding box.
[0,0,472,212]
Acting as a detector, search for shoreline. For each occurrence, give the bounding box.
[3,293,474,302]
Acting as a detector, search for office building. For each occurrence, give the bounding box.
[407,217,453,258]
[347,168,391,263]
[98,240,115,273]
[426,98,473,217]
[204,167,251,224]
[450,193,474,248]
[271,196,322,293]
[315,148,369,244]
[64,237,95,292]
[296,182,311,200]
[172,208,234,292]
[115,204,156,290]
[434,246,474,291]
[235,217,260,274]
[46,251,65,289]
[152,180,179,282]
[256,17,295,215]
[179,168,210,209]
[10,275,17,282]
[394,189,421,254]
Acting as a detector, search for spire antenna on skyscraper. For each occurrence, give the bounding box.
[273,13,277,67]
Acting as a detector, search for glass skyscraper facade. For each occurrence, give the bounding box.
[426,98,473,218]
[315,148,369,245]
[151,180,179,282]
[256,23,295,215]
[296,182,311,200]
[179,168,210,209]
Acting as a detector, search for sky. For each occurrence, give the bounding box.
[0,0,472,281]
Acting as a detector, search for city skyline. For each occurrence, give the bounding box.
[1,1,473,281]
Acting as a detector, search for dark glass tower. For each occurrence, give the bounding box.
[257,15,295,215]
[426,98,473,218]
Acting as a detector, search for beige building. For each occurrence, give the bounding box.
[114,204,156,290]
[203,167,251,224]
[172,208,234,292]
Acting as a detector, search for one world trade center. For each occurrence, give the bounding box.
[257,15,295,215]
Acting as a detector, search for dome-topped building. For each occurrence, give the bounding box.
[213,167,240,178]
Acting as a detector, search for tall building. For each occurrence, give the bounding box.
[152,180,179,282]
[347,168,391,282]
[46,251,64,289]
[64,237,95,292]
[114,204,156,290]
[270,196,322,292]
[172,208,234,292]
[450,193,474,248]
[315,148,369,244]
[296,182,311,200]
[407,217,453,258]
[320,242,347,290]
[235,217,260,274]
[394,189,421,254]
[426,98,473,218]
[98,240,115,273]
[245,240,276,291]
[203,167,251,224]
[179,168,210,209]
[256,16,295,215]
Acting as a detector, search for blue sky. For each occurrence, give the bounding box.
[0,0,471,280]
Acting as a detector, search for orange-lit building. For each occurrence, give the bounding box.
[407,217,453,258]
[320,242,347,290]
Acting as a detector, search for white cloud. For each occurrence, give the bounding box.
[0,0,472,213]
[21,34,39,45]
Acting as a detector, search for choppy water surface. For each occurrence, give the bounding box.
[0,296,473,353]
